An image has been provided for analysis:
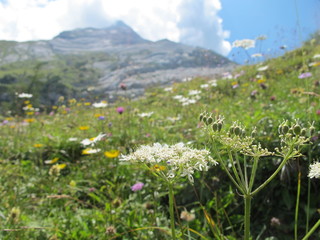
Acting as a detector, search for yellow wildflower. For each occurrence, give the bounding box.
[49,164,66,176]
[24,118,35,123]
[69,180,76,187]
[82,148,101,155]
[68,98,77,104]
[84,102,91,106]
[34,144,44,148]
[309,61,320,67]
[79,126,89,130]
[153,164,166,171]
[104,150,120,158]
[44,157,59,164]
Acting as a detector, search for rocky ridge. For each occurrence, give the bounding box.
[0,21,236,103]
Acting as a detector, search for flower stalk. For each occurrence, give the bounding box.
[168,183,176,240]
[244,195,251,240]
[200,113,311,240]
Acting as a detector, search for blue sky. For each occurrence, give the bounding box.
[0,0,319,63]
[220,0,320,63]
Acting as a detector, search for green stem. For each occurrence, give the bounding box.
[248,156,259,192]
[295,170,301,240]
[306,147,311,233]
[212,144,245,194]
[301,219,320,240]
[244,155,249,191]
[251,149,293,196]
[235,152,247,191]
[228,149,244,187]
[244,195,251,240]
[168,183,176,240]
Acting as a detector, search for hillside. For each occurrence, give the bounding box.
[0,31,320,239]
[0,21,235,112]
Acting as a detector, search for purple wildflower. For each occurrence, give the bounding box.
[116,107,124,114]
[298,72,312,79]
[98,116,105,120]
[131,182,144,192]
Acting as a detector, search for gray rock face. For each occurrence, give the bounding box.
[0,21,236,99]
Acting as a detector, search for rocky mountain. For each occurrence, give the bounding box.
[0,21,236,109]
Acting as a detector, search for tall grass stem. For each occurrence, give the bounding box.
[168,183,176,240]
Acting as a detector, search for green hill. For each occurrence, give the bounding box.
[0,33,319,239]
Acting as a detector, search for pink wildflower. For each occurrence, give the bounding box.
[131,182,144,192]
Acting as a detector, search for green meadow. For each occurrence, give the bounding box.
[1,36,320,240]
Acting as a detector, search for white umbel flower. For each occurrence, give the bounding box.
[232,39,255,49]
[257,65,269,71]
[92,102,108,108]
[120,142,217,183]
[137,112,154,118]
[308,162,320,179]
[17,93,33,98]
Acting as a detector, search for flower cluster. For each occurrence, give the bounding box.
[81,133,106,146]
[232,39,255,49]
[173,94,200,106]
[137,112,154,118]
[92,101,108,108]
[120,142,217,183]
[275,120,313,158]
[308,162,320,179]
[17,92,33,98]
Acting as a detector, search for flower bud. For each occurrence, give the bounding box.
[217,121,223,131]
[234,126,241,136]
[212,123,218,131]
[206,117,213,125]
[293,125,301,135]
[199,114,203,122]
[310,126,315,136]
[282,125,289,134]
[202,116,207,124]
[300,128,306,136]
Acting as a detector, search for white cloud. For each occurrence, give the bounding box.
[0,0,231,56]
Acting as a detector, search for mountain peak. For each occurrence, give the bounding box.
[51,21,149,53]
[113,20,129,28]
[53,21,147,43]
